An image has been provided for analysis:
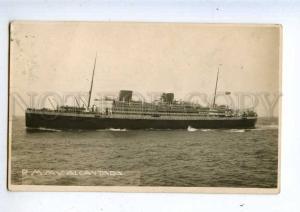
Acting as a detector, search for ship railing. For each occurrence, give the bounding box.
[26,107,98,115]
[26,107,229,117]
[98,114,252,120]
[26,108,256,120]
[111,110,230,117]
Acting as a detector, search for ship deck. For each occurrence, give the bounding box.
[26,109,257,121]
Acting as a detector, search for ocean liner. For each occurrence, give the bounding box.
[25,57,257,130]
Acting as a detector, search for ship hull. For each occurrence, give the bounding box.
[26,111,257,130]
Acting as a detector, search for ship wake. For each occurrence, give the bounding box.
[228,129,246,133]
[108,128,127,132]
[187,126,198,132]
[26,127,62,132]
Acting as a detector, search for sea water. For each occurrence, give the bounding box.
[10,117,278,188]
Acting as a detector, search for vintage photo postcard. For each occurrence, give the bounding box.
[8,22,281,193]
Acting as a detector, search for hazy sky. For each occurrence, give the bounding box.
[10,22,281,116]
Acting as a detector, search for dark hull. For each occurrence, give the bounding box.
[26,112,257,130]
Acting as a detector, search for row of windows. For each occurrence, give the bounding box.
[111,109,225,115]
[112,105,212,112]
[112,111,214,116]
[113,102,206,109]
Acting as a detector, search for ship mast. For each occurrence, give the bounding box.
[212,64,221,108]
[87,53,97,108]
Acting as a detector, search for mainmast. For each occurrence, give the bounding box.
[212,64,221,108]
[87,53,97,108]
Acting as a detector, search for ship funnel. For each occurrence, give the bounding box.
[161,93,174,104]
[119,90,133,102]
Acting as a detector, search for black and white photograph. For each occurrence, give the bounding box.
[8,22,281,192]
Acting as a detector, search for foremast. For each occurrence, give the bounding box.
[87,53,97,109]
[212,64,221,108]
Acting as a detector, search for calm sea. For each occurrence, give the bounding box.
[10,117,278,188]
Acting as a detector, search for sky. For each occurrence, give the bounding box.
[9,22,281,116]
